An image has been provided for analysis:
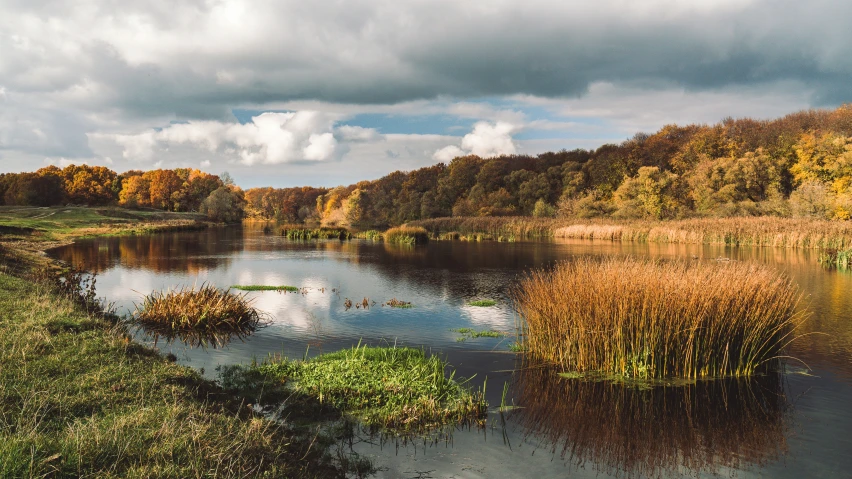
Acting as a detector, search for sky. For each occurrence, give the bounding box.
[0,0,849,188]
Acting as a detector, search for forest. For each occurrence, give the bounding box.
[3,105,852,227]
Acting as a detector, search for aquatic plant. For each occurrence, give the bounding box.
[819,247,852,269]
[384,298,412,308]
[360,230,383,241]
[468,299,497,307]
[281,226,351,240]
[452,328,505,342]
[231,285,299,292]
[513,257,805,379]
[383,226,429,245]
[133,284,263,334]
[221,345,488,434]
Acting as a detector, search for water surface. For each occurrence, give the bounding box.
[51,225,852,478]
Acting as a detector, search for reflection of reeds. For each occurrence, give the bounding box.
[133,284,262,340]
[514,257,804,379]
[139,321,260,349]
[512,367,789,477]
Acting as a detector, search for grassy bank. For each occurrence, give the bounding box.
[409,216,852,249]
[0,272,343,478]
[513,257,804,379]
[221,345,487,435]
[0,206,206,242]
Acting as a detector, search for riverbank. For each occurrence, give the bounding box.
[408,216,852,249]
[0,208,349,478]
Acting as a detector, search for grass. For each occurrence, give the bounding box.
[357,230,383,241]
[0,271,345,478]
[0,205,205,242]
[383,225,429,245]
[451,328,505,342]
[468,299,497,307]
[513,257,805,379]
[281,226,351,240]
[819,248,852,269]
[231,284,299,292]
[132,284,263,335]
[512,367,789,477]
[409,215,852,249]
[220,345,488,435]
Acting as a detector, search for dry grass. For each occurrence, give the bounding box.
[513,257,805,379]
[133,284,263,334]
[384,226,429,244]
[410,216,852,249]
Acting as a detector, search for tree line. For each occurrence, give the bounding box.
[4,105,852,226]
[0,166,244,222]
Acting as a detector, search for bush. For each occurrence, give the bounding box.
[200,187,246,223]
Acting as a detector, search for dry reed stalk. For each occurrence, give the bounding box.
[513,257,805,379]
[133,284,262,334]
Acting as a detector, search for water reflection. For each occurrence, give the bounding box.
[511,367,790,478]
[134,318,264,349]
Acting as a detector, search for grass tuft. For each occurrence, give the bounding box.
[383,226,429,245]
[452,328,505,342]
[384,298,413,308]
[468,299,497,307]
[280,226,351,240]
[133,284,262,334]
[231,284,299,292]
[221,345,487,434]
[513,257,805,379]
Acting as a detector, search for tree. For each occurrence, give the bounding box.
[62,165,118,205]
[200,187,246,223]
[144,170,183,211]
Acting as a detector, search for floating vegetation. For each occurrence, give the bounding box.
[344,297,373,310]
[220,345,488,435]
[513,257,805,379]
[511,367,790,477]
[467,299,497,307]
[132,284,263,336]
[383,226,429,245]
[819,248,852,269]
[384,298,412,308]
[281,226,351,240]
[360,230,383,241]
[231,285,299,292]
[452,328,505,342]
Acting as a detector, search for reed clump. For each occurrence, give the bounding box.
[514,257,805,379]
[133,284,262,334]
[383,226,429,245]
[281,226,351,240]
[819,247,852,269]
[231,284,299,292]
[468,299,497,307]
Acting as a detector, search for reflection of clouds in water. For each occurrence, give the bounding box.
[110,270,156,303]
[249,289,332,332]
[460,304,513,329]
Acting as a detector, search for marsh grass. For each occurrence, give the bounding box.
[281,226,351,240]
[468,299,497,307]
[384,298,412,308]
[231,284,299,292]
[452,328,505,342]
[133,284,263,335]
[514,257,805,379]
[221,345,488,435]
[383,226,429,245]
[819,248,852,269]
[357,230,383,241]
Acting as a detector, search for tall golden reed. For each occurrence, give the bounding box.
[513,257,805,379]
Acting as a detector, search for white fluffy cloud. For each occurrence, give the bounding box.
[109,111,341,165]
[434,121,517,161]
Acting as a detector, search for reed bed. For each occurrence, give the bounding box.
[410,216,852,249]
[383,226,429,244]
[133,284,263,334]
[231,284,299,292]
[512,367,789,477]
[280,226,351,240]
[513,257,805,379]
[819,248,852,269]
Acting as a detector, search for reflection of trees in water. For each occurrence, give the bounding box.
[51,227,242,273]
[511,367,790,478]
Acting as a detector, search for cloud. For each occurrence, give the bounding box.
[434,121,517,160]
[109,111,341,165]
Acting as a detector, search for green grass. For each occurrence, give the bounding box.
[281,226,351,240]
[467,299,497,307]
[0,206,205,241]
[357,230,383,241]
[819,248,852,269]
[220,345,487,435]
[231,284,299,292]
[452,328,506,342]
[0,272,344,478]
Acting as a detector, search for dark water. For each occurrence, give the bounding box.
[50,225,852,478]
